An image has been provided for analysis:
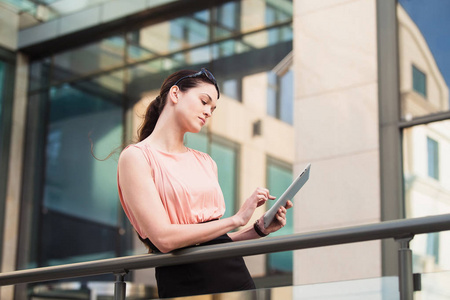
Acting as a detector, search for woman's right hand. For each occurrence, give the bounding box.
[234,187,275,227]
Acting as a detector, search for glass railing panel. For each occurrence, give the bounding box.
[144,276,399,300]
[417,270,450,299]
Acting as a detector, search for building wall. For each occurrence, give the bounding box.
[0,7,18,51]
[398,6,449,119]
[293,0,382,285]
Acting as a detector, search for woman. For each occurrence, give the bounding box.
[117,68,292,298]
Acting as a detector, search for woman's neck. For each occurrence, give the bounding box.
[144,114,186,153]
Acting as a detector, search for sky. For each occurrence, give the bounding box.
[399,0,450,91]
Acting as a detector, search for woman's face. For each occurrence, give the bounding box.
[174,82,218,133]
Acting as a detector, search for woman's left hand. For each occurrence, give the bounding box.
[258,200,293,235]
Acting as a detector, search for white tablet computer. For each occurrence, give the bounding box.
[263,163,311,228]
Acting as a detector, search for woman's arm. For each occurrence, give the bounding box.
[118,147,270,253]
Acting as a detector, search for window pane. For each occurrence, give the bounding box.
[214,2,240,39]
[426,232,440,264]
[211,143,237,219]
[412,65,427,98]
[267,67,293,124]
[52,36,125,83]
[222,78,240,101]
[427,137,439,180]
[398,1,450,120]
[267,71,277,118]
[267,160,293,273]
[241,0,292,33]
[42,72,123,266]
[127,11,210,63]
[403,120,450,273]
[279,68,294,124]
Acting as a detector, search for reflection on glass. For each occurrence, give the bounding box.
[42,72,123,266]
[13,0,115,28]
[240,0,292,33]
[26,0,294,271]
[267,159,293,274]
[127,1,293,64]
[402,120,450,273]
[213,1,240,39]
[221,78,240,101]
[265,1,292,26]
[398,1,450,120]
[418,271,450,299]
[52,36,125,83]
[242,25,292,50]
[127,11,210,63]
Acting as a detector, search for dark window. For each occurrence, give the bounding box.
[412,65,427,98]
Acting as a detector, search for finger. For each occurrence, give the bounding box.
[261,188,272,199]
[257,190,268,199]
[276,214,286,226]
[285,200,293,209]
[277,209,286,219]
[268,195,276,200]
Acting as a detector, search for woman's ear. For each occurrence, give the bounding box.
[168,85,179,104]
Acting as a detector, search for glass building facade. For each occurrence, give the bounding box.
[13,0,295,290]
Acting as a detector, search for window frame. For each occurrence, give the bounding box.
[267,51,293,124]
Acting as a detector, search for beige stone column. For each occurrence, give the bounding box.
[293,0,382,285]
[1,53,29,300]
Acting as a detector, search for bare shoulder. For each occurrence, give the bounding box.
[118,145,148,170]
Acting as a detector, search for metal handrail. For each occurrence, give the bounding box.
[1,213,450,299]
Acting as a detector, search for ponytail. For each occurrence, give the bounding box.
[138,95,165,141]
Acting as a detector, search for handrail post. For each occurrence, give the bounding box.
[114,272,128,300]
[396,235,414,300]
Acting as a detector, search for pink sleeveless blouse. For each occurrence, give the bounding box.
[118,142,226,240]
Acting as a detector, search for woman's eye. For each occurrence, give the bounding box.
[201,100,207,105]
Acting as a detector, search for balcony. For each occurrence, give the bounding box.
[1,213,450,300]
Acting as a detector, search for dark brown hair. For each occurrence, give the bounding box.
[137,69,218,142]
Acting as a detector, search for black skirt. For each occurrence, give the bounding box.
[155,234,255,298]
